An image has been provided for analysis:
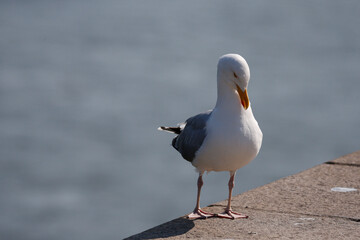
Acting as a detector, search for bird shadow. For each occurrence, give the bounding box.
[125,217,195,239]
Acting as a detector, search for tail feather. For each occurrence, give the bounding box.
[158,126,181,134]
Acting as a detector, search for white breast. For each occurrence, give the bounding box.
[192,105,262,173]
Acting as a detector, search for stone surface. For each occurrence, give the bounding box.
[127,208,359,239]
[126,152,360,239]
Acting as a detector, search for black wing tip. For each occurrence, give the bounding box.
[158,126,181,134]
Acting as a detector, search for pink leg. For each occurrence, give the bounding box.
[217,172,248,219]
[187,173,214,219]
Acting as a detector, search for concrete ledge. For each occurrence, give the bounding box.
[126,151,360,239]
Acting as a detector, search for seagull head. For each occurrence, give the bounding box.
[217,54,250,110]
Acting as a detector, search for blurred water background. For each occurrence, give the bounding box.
[1,1,359,239]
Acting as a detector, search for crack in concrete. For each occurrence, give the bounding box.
[348,218,360,222]
[243,207,360,223]
[324,161,360,167]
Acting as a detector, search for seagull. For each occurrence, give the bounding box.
[158,54,263,219]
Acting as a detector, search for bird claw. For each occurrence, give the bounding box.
[217,209,248,219]
[187,208,215,219]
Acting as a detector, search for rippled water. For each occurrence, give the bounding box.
[1,1,359,239]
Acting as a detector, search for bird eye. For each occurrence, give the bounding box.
[233,72,238,78]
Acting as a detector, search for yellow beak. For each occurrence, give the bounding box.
[236,85,249,110]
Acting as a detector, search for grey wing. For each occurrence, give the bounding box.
[172,110,212,162]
